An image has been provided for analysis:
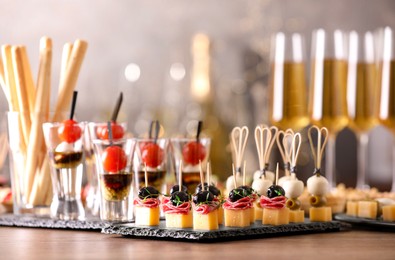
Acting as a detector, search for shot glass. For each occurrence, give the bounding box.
[85,122,128,216]
[134,138,169,194]
[93,138,136,222]
[170,138,211,194]
[43,121,86,220]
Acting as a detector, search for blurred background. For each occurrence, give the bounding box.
[0,0,394,190]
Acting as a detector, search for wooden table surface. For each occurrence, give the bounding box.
[0,226,394,260]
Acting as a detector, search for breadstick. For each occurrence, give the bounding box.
[1,45,19,112]
[0,58,11,107]
[20,46,36,113]
[26,37,52,203]
[59,42,73,86]
[11,46,31,149]
[53,40,87,122]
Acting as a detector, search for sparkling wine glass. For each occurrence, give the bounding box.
[347,31,379,190]
[269,32,310,132]
[309,29,349,189]
[378,27,395,192]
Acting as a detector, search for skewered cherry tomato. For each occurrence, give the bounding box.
[141,142,164,168]
[96,122,124,140]
[182,141,206,165]
[102,145,127,173]
[58,119,82,143]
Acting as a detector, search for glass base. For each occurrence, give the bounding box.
[50,198,85,221]
[100,199,132,222]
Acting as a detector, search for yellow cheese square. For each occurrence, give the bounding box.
[309,207,332,222]
[346,201,358,217]
[217,207,224,225]
[193,210,219,230]
[249,207,255,223]
[254,202,263,221]
[262,207,290,225]
[382,205,395,222]
[135,206,160,226]
[289,209,304,223]
[165,212,193,228]
[357,201,377,219]
[224,208,251,227]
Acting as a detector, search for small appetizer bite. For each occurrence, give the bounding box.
[252,125,277,221]
[307,126,332,222]
[192,163,219,230]
[260,164,289,225]
[195,162,224,224]
[223,165,253,228]
[162,162,193,228]
[134,166,161,226]
[96,93,125,140]
[282,132,304,223]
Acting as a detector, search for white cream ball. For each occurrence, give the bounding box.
[225,175,243,193]
[307,175,329,196]
[252,178,272,196]
[282,174,304,199]
[253,170,275,183]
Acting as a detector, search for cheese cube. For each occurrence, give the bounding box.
[165,212,193,228]
[217,207,224,225]
[289,209,304,223]
[224,208,251,227]
[135,206,160,226]
[309,207,332,222]
[357,201,377,219]
[262,207,290,225]
[382,205,395,222]
[254,202,263,221]
[346,201,358,217]
[193,210,219,230]
[249,207,255,223]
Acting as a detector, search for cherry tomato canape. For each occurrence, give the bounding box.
[182,141,206,165]
[102,145,127,173]
[141,142,164,168]
[96,122,125,140]
[58,119,82,143]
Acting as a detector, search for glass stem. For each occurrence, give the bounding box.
[325,135,336,190]
[356,133,369,190]
[392,138,395,193]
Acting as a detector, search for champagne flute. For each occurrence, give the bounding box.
[347,31,379,190]
[309,29,349,189]
[269,32,309,131]
[378,27,395,192]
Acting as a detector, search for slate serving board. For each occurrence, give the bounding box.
[0,214,105,230]
[335,214,395,230]
[102,220,347,242]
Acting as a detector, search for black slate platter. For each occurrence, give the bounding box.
[102,220,348,242]
[335,214,395,231]
[0,214,106,230]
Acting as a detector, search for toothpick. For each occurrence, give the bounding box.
[232,163,237,189]
[275,163,279,185]
[144,163,148,187]
[199,160,204,190]
[206,161,211,188]
[178,160,182,192]
[243,160,246,186]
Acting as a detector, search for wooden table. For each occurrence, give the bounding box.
[0,226,394,259]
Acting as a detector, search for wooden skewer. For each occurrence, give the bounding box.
[178,160,182,192]
[53,40,88,122]
[276,129,294,177]
[243,160,246,186]
[308,126,329,171]
[254,125,272,172]
[206,161,211,187]
[144,163,148,187]
[231,126,249,176]
[264,126,278,165]
[199,160,204,189]
[27,37,53,205]
[232,163,237,189]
